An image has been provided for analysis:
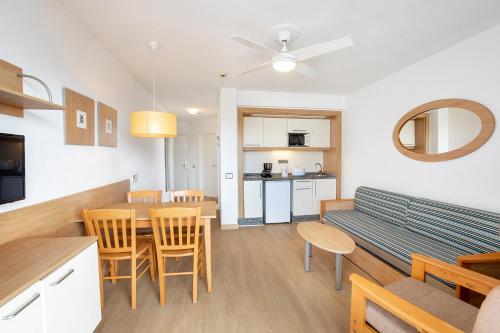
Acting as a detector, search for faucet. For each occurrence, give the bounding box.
[315,162,323,174]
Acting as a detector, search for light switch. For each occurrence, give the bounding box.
[225,173,233,179]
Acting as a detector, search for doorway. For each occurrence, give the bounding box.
[173,134,189,190]
[199,133,218,198]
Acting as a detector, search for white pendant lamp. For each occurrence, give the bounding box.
[130,41,177,138]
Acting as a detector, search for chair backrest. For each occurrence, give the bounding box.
[82,209,136,255]
[170,190,204,203]
[127,190,162,204]
[149,207,201,251]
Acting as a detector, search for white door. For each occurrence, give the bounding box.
[173,134,189,190]
[244,181,263,218]
[311,119,331,147]
[199,133,218,197]
[243,117,264,147]
[0,282,44,333]
[292,180,314,215]
[42,243,101,333]
[263,118,287,147]
[313,179,337,214]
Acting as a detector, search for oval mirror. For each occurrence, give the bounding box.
[393,99,495,162]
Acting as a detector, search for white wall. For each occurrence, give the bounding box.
[344,24,500,212]
[219,89,345,226]
[0,0,164,213]
[244,151,323,174]
[174,116,218,189]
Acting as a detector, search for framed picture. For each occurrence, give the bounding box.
[98,102,117,147]
[64,88,95,146]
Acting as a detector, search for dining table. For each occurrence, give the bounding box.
[73,200,217,293]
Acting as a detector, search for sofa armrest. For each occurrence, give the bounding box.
[411,253,500,297]
[349,273,464,333]
[319,199,354,222]
[456,252,500,301]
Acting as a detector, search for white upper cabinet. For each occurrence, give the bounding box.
[287,118,312,133]
[243,117,264,147]
[263,118,288,147]
[310,119,331,148]
[0,282,44,333]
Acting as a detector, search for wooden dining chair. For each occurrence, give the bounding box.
[82,209,156,309]
[127,190,163,204]
[149,207,204,304]
[170,190,204,203]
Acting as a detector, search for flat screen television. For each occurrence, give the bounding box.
[0,133,25,204]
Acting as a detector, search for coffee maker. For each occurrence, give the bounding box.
[261,163,272,178]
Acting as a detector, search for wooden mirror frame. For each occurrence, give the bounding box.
[393,99,495,162]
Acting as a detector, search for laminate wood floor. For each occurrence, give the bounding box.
[95,219,376,333]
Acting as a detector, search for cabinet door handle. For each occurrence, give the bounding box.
[295,188,311,191]
[1,293,40,320]
[259,183,262,198]
[50,268,75,286]
[245,144,261,147]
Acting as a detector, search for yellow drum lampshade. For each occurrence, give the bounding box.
[130,111,177,138]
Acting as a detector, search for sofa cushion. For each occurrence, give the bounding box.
[323,210,467,266]
[354,186,412,227]
[407,198,500,254]
[473,286,500,333]
[366,277,479,333]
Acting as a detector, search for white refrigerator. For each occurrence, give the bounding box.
[264,180,291,223]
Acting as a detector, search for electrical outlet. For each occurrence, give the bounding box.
[278,160,289,164]
[132,174,138,182]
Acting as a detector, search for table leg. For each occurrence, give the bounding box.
[335,253,342,290]
[305,241,311,272]
[203,218,212,292]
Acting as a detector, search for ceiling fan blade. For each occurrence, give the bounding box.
[292,36,354,62]
[231,35,278,57]
[237,61,271,76]
[294,63,316,78]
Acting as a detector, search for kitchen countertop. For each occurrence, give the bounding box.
[243,172,336,181]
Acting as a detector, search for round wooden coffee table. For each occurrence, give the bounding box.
[297,222,356,290]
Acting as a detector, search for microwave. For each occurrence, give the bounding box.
[288,133,310,147]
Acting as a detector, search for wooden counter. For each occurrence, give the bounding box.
[0,237,96,306]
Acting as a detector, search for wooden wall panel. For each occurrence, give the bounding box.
[0,59,23,117]
[0,180,130,246]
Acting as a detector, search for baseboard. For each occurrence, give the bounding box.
[220,224,239,230]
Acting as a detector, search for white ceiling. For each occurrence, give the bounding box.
[59,0,500,118]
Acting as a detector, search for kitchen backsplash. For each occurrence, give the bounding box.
[243,151,324,173]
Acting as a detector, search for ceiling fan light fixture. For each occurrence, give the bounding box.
[272,54,297,72]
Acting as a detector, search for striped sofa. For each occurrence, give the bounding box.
[323,187,500,276]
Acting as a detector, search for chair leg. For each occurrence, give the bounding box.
[131,257,137,310]
[158,256,166,305]
[110,261,117,284]
[192,253,198,303]
[98,258,104,309]
[148,245,156,283]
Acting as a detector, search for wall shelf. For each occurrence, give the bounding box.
[0,59,64,118]
[243,146,334,152]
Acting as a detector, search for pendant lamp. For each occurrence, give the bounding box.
[130,41,177,138]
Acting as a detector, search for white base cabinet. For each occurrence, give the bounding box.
[0,282,44,333]
[42,243,101,333]
[0,242,101,333]
[313,179,337,213]
[244,180,263,218]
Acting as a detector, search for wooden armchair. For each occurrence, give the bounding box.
[457,252,500,302]
[350,253,500,333]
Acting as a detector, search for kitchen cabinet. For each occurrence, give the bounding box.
[0,282,44,333]
[42,243,101,333]
[310,119,331,148]
[287,118,312,133]
[243,117,264,147]
[313,179,337,213]
[244,180,263,218]
[263,118,287,147]
[292,180,314,215]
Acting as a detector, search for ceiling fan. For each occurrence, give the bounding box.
[231,25,354,76]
